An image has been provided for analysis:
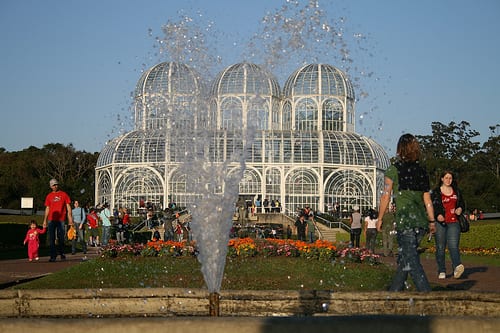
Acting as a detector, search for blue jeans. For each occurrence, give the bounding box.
[102,226,111,246]
[435,222,461,274]
[48,221,65,259]
[390,228,431,292]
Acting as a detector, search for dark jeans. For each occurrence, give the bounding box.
[366,228,378,253]
[48,220,65,259]
[390,227,431,292]
[350,228,361,248]
[297,229,306,241]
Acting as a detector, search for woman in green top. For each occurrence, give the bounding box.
[377,134,436,292]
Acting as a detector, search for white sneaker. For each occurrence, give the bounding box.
[438,272,446,279]
[454,264,465,279]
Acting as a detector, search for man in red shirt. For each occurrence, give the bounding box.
[43,178,73,262]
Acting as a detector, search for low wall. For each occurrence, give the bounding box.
[0,288,499,318]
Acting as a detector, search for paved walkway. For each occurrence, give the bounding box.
[0,246,101,288]
[0,246,498,292]
[380,252,500,293]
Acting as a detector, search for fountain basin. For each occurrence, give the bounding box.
[0,288,498,318]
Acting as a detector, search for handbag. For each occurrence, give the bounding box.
[67,226,77,240]
[458,214,469,233]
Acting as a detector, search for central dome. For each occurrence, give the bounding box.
[283,64,355,100]
[210,63,281,131]
[210,62,280,97]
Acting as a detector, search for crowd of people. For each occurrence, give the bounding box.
[25,177,138,261]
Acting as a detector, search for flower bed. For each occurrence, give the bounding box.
[100,238,381,264]
[424,245,500,256]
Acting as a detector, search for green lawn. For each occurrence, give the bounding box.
[12,255,394,291]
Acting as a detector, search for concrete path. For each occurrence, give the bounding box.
[0,245,100,288]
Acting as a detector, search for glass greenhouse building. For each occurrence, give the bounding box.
[95,62,390,216]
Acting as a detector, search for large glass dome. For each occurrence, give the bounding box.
[134,62,205,131]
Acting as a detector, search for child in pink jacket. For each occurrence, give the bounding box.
[23,220,47,262]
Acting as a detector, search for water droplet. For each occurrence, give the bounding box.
[322,303,329,311]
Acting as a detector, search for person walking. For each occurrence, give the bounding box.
[306,214,316,243]
[23,220,47,262]
[43,178,73,262]
[99,203,112,246]
[431,170,466,279]
[71,200,87,255]
[116,207,130,244]
[286,225,292,239]
[364,208,378,253]
[349,206,362,248]
[376,134,436,292]
[294,214,307,241]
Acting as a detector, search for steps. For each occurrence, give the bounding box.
[315,222,348,243]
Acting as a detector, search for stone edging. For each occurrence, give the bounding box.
[0,288,499,318]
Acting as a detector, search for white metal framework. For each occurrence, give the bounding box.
[96,62,389,215]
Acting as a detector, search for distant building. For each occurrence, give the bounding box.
[95,62,389,216]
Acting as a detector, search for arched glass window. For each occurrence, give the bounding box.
[271,99,281,131]
[169,170,191,208]
[324,169,373,215]
[282,101,292,130]
[322,98,343,131]
[295,98,317,131]
[221,97,242,130]
[285,168,319,211]
[239,168,261,196]
[97,171,112,206]
[114,168,164,214]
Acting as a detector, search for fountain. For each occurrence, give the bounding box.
[179,129,253,316]
[146,0,378,316]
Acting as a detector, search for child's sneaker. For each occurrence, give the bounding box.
[35,257,39,261]
[454,264,465,279]
[438,272,446,279]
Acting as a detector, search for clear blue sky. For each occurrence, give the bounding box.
[1,0,499,156]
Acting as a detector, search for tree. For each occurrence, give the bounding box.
[466,125,500,212]
[0,144,98,210]
[417,121,481,185]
